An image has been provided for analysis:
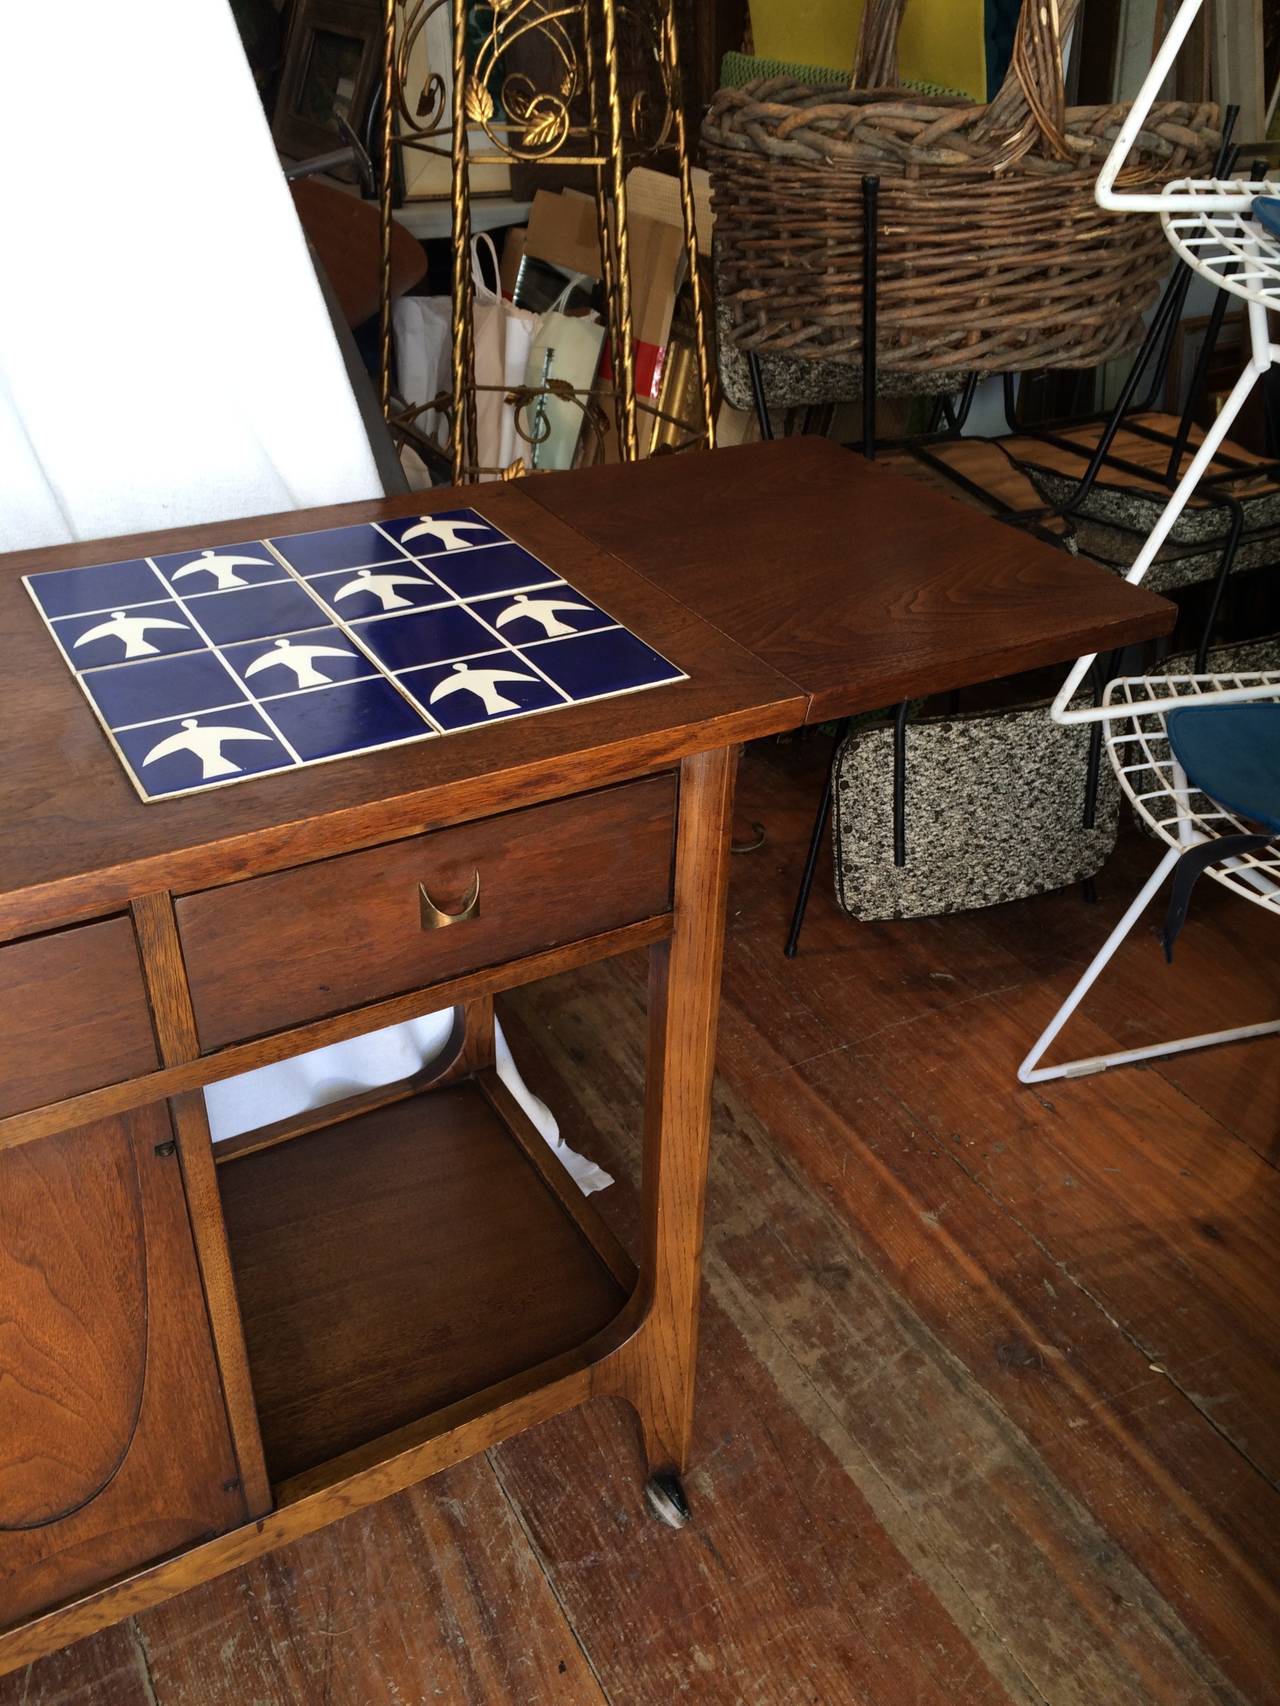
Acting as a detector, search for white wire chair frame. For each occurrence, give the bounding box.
[1020,0,1280,1083]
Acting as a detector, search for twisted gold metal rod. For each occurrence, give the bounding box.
[582,5,625,459]
[661,0,715,450]
[600,0,638,459]
[449,0,477,481]
[379,0,398,414]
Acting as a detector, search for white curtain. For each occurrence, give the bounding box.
[0,0,382,551]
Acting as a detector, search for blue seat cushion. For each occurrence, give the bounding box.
[1166,702,1280,833]
[1251,196,1280,239]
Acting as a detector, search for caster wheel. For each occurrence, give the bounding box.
[644,1472,691,1529]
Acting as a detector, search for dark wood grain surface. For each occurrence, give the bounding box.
[177,775,676,1049]
[0,438,1182,1678]
[520,437,1177,721]
[218,1083,628,1483]
[0,485,801,941]
[0,439,1173,937]
[6,742,1274,1704]
[0,918,159,1118]
[0,1104,245,1626]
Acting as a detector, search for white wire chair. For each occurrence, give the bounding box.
[1019,0,1280,1083]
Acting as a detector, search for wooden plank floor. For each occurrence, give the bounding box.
[5,736,1278,1706]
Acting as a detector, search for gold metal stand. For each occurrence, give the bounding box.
[378,0,715,483]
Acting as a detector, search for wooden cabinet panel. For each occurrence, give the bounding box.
[176,775,677,1050]
[0,918,159,1118]
[0,1126,146,1529]
[0,1105,246,1628]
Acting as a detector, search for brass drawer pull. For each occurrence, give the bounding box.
[419,871,481,930]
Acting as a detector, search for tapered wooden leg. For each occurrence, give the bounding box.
[616,746,737,1489]
[424,996,497,1093]
[456,995,497,1076]
[130,893,272,1517]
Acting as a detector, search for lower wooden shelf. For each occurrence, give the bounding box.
[218,1078,633,1485]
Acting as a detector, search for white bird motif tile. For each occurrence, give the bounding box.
[25,506,686,801]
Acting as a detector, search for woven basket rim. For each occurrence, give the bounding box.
[704,81,1221,179]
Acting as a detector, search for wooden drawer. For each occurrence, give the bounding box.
[177,774,677,1050]
[0,918,159,1119]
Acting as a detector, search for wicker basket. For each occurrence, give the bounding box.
[703,0,1220,375]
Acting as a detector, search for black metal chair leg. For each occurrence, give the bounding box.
[785,719,850,958]
[746,350,774,442]
[950,372,980,436]
[1079,649,1116,905]
[892,700,909,867]
[861,175,880,461]
[1002,372,1020,432]
[1083,720,1104,823]
[1165,267,1237,484]
[1057,108,1241,517]
[1196,497,1244,673]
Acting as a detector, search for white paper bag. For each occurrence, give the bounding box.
[392,294,452,446]
[471,232,537,479]
[392,236,537,478]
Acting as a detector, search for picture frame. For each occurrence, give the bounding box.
[272,0,384,179]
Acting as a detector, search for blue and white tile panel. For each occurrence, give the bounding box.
[24,509,686,801]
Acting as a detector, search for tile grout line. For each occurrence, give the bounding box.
[370,513,689,697]
[146,556,308,768]
[259,536,448,735]
[369,519,574,708]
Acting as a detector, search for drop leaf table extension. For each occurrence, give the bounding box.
[0,438,1172,1671]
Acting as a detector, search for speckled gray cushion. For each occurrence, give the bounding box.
[1067,516,1280,591]
[831,705,1119,921]
[1017,460,1280,548]
[714,297,946,413]
[1154,634,1280,678]
[1007,458,1280,593]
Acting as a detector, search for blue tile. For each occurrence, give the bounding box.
[189,580,328,646]
[153,543,289,592]
[84,651,245,729]
[28,558,168,619]
[352,605,497,671]
[115,707,291,797]
[469,585,615,645]
[381,508,507,556]
[398,652,563,730]
[426,543,559,600]
[523,628,684,701]
[309,565,450,619]
[56,601,204,666]
[268,523,405,575]
[221,629,375,696]
[265,678,431,760]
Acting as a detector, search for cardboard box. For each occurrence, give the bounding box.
[524,189,606,279]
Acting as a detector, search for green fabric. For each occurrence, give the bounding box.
[718,48,962,99]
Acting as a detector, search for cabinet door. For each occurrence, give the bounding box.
[0,1104,247,1627]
